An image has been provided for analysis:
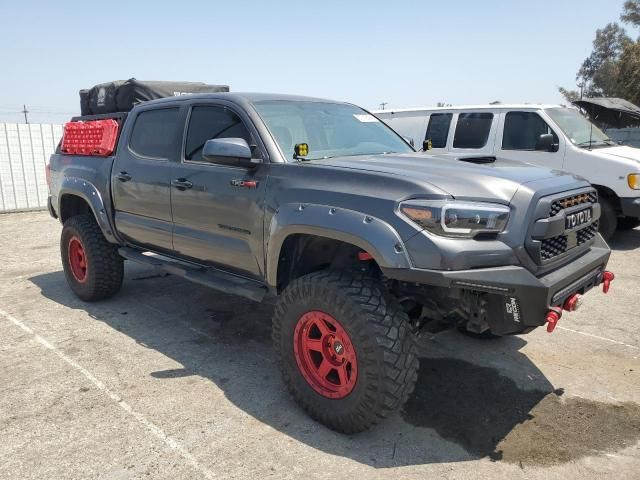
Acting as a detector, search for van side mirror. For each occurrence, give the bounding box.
[202,138,261,168]
[536,133,559,152]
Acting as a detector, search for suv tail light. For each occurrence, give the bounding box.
[61,119,119,156]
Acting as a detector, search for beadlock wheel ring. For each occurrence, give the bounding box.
[68,235,88,283]
[293,311,358,399]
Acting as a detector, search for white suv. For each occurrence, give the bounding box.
[375,104,640,239]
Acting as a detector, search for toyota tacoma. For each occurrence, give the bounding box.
[47,92,614,433]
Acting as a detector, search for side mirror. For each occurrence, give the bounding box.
[536,133,559,152]
[202,138,260,168]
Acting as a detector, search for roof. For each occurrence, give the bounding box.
[372,104,563,115]
[142,92,343,106]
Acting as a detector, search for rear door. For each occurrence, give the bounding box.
[112,106,182,252]
[424,112,453,153]
[169,101,268,279]
[497,110,564,169]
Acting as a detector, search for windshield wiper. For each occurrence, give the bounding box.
[576,140,609,148]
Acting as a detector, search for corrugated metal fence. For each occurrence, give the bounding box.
[0,123,63,213]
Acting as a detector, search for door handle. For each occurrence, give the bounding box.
[172,178,193,190]
[117,171,131,182]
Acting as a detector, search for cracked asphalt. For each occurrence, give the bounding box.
[1,211,639,480]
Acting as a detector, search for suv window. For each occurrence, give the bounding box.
[129,108,180,159]
[453,113,493,149]
[503,111,558,150]
[425,113,452,148]
[185,106,252,162]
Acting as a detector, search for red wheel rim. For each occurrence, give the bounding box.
[68,236,88,283]
[293,311,358,399]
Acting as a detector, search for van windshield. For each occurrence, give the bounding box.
[252,100,414,160]
[545,108,614,149]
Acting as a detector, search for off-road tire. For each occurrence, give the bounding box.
[617,216,640,231]
[272,269,418,433]
[598,196,617,241]
[61,214,124,302]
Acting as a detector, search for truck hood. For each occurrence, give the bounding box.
[594,145,640,165]
[306,153,579,202]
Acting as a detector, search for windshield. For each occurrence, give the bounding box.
[545,107,613,148]
[252,100,413,160]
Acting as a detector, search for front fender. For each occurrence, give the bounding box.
[57,177,119,244]
[266,203,411,287]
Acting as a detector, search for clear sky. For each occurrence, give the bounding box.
[0,0,633,123]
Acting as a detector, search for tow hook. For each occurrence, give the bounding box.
[602,271,615,294]
[545,307,563,333]
[563,293,583,312]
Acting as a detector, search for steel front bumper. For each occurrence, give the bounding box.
[381,239,611,335]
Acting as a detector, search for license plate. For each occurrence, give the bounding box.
[565,208,592,230]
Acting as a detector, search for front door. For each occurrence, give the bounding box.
[112,106,181,252]
[169,103,268,278]
[497,111,564,169]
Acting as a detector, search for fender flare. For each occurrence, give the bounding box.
[57,177,119,244]
[266,203,412,287]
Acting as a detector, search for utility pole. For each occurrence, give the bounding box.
[21,104,29,124]
[379,102,388,110]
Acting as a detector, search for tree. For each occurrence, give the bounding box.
[617,41,640,105]
[621,0,640,27]
[576,23,631,98]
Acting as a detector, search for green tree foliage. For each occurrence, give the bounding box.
[559,2,640,105]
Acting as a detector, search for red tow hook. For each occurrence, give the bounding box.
[602,271,615,294]
[545,307,563,333]
[563,293,583,312]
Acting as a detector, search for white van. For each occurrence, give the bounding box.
[374,104,640,239]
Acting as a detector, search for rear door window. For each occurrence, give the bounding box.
[129,108,180,160]
[453,113,494,149]
[502,111,558,150]
[425,113,452,148]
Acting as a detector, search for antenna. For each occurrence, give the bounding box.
[21,104,29,124]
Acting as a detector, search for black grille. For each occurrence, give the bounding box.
[549,191,598,217]
[540,221,599,261]
[541,235,568,260]
[577,221,599,245]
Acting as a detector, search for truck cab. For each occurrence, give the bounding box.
[375,104,640,239]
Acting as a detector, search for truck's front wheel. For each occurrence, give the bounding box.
[272,270,418,433]
[61,214,124,302]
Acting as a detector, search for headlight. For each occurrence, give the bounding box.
[399,200,510,238]
[628,174,640,190]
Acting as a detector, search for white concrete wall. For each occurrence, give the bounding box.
[0,123,63,212]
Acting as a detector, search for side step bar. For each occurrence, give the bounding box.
[118,247,268,303]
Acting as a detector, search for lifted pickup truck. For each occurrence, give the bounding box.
[48,93,614,433]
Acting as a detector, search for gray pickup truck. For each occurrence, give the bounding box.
[47,93,614,433]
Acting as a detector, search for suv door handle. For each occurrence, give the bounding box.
[172,178,193,190]
[117,171,131,182]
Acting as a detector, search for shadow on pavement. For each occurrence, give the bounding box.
[32,264,634,468]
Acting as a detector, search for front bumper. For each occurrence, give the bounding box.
[620,197,640,218]
[381,238,611,335]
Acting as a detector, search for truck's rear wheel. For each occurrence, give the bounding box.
[598,196,617,241]
[61,214,124,302]
[272,270,418,433]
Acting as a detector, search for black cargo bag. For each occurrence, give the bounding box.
[80,81,124,115]
[79,79,230,115]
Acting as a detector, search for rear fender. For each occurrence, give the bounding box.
[58,176,119,243]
